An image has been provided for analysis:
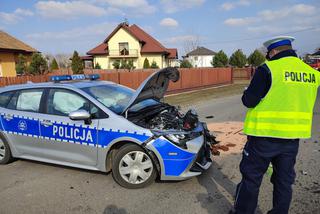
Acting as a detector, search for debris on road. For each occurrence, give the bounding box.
[207,122,246,156]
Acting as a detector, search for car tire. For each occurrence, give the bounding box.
[112,144,157,189]
[0,135,14,165]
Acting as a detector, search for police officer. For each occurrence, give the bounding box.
[231,36,320,214]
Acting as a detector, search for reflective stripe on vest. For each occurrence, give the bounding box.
[243,57,320,139]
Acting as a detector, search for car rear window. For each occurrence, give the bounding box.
[15,89,44,112]
[0,91,15,108]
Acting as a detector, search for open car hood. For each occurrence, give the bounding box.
[122,67,179,115]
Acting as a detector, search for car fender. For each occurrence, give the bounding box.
[96,135,153,172]
[0,131,20,157]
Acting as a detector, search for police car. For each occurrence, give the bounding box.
[0,68,214,188]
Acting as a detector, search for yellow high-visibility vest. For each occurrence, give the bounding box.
[244,57,320,139]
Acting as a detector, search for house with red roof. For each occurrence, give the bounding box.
[86,22,178,69]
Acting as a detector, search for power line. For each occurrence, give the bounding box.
[168,25,320,45]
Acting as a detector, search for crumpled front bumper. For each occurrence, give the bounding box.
[146,124,213,181]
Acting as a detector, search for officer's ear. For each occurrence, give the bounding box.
[266,51,271,60]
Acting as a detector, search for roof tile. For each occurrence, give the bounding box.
[0,30,37,53]
[87,23,178,59]
[186,46,216,56]
[87,43,108,55]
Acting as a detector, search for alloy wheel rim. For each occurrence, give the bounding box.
[119,151,153,185]
[0,139,5,161]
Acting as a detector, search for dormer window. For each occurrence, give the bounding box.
[119,42,129,55]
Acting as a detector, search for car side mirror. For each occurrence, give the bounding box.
[69,110,92,125]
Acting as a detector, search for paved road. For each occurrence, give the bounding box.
[0,92,319,214]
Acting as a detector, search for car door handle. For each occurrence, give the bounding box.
[41,120,53,127]
[4,114,13,121]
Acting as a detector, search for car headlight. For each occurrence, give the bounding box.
[165,134,188,149]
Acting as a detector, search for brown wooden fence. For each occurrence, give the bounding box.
[0,68,233,94]
[232,67,254,80]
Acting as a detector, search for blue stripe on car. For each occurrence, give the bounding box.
[152,138,196,176]
[2,115,40,137]
[0,114,150,148]
[0,114,4,131]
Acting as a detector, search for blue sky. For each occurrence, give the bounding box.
[1,0,319,57]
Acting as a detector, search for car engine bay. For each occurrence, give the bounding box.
[127,103,199,131]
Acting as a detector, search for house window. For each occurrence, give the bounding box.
[119,42,129,55]
[194,56,198,61]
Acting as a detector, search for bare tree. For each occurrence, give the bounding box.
[183,35,201,56]
[55,53,72,68]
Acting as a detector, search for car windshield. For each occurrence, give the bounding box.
[82,84,134,114]
[82,84,160,114]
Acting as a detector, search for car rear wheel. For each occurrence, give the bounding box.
[112,144,157,189]
[0,135,14,165]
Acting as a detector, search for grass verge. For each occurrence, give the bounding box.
[163,83,248,106]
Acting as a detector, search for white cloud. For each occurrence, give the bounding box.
[160,18,179,27]
[224,4,317,30]
[224,17,256,26]
[164,35,199,44]
[221,3,234,11]
[26,22,116,40]
[35,1,115,19]
[258,4,316,21]
[96,0,156,15]
[221,0,250,11]
[25,22,117,53]
[0,8,34,24]
[161,0,205,13]
[247,25,316,35]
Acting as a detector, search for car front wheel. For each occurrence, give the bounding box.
[112,144,157,189]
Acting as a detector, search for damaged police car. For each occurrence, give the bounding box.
[0,68,216,188]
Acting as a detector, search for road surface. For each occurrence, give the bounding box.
[0,89,319,214]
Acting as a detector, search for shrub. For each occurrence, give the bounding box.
[28,53,48,75]
[94,62,101,69]
[50,58,59,70]
[150,61,159,69]
[71,51,84,74]
[16,54,27,75]
[180,59,193,68]
[143,58,150,68]
[211,50,228,67]
[229,49,247,68]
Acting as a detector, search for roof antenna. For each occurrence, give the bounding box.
[123,18,129,26]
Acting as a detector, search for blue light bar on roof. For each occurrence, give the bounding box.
[49,74,100,82]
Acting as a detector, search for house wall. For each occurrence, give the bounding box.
[187,55,214,68]
[94,56,109,69]
[94,28,142,69]
[108,28,141,53]
[0,52,35,77]
[92,27,174,69]
[169,59,180,67]
[140,54,166,68]
[0,53,17,77]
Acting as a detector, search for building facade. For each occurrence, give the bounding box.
[86,22,178,69]
[0,31,38,77]
[184,47,216,68]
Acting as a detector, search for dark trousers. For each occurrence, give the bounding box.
[234,137,299,214]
